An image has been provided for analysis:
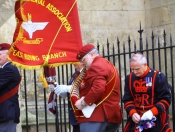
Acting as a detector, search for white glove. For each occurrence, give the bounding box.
[141,110,153,120]
[54,85,72,96]
[48,82,58,91]
[48,84,55,91]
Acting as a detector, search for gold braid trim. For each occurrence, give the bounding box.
[70,67,86,98]
[96,62,117,107]
[70,68,86,116]
[70,60,117,118]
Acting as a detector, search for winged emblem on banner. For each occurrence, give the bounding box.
[22,13,48,39]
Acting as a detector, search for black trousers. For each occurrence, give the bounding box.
[73,124,80,132]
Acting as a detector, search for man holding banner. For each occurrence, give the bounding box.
[55,44,122,132]
[54,62,84,132]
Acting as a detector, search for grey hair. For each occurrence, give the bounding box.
[89,48,99,55]
[129,53,147,65]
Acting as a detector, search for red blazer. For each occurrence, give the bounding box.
[78,56,122,124]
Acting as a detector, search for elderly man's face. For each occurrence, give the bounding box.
[73,63,83,71]
[80,52,94,70]
[130,61,147,77]
[0,50,8,66]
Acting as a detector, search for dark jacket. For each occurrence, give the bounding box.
[122,68,172,132]
[0,62,20,123]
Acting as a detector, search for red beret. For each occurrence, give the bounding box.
[0,43,11,51]
[76,44,95,60]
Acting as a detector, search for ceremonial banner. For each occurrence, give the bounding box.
[8,0,82,69]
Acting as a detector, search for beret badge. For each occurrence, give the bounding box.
[77,54,81,58]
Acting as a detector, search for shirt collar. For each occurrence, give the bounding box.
[1,62,10,68]
[140,66,150,78]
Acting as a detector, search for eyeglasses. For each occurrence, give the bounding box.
[80,53,89,62]
[131,67,140,71]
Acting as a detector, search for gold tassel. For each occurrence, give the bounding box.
[39,72,48,88]
[43,77,48,88]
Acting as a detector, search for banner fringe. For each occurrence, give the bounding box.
[8,58,79,70]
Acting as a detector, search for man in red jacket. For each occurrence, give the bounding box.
[74,44,122,132]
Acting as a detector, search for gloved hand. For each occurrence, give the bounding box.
[54,85,72,96]
[48,82,58,91]
[48,84,55,91]
[141,110,153,120]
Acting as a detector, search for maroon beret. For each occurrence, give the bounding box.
[76,44,95,60]
[0,43,11,51]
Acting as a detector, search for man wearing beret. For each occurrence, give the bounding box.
[55,44,122,132]
[0,43,21,132]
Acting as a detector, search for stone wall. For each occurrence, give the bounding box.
[77,0,145,46]
[144,0,175,45]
